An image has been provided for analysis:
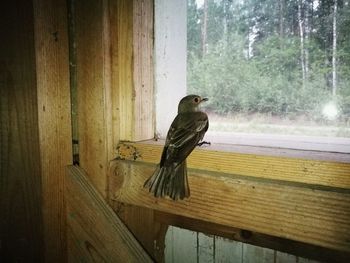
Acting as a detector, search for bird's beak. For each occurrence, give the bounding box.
[201,97,209,102]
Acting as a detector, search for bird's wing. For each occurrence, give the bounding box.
[160,112,208,167]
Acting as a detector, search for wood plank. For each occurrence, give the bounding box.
[114,202,168,262]
[0,1,44,261]
[116,0,134,141]
[66,165,152,263]
[109,1,160,260]
[75,0,154,195]
[75,0,113,196]
[117,141,350,189]
[117,0,154,141]
[116,204,156,256]
[107,0,122,158]
[133,0,154,141]
[110,160,167,262]
[33,0,73,261]
[111,160,350,254]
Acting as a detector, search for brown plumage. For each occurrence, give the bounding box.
[144,95,209,200]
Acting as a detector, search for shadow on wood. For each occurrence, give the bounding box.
[66,165,152,263]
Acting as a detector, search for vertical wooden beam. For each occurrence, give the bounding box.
[75,0,114,196]
[108,0,123,160]
[133,0,154,141]
[74,0,160,259]
[117,0,154,141]
[0,1,44,261]
[33,0,72,261]
[110,0,161,260]
[115,0,134,141]
[74,0,154,193]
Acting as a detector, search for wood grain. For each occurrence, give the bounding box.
[0,1,44,261]
[66,165,152,263]
[107,0,122,152]
[109,162,167,262]
[111,161,350,253]
[116,0,134,141]
[75,0,113,196]
[33,0,72,261]
[109,1,162,260]
[133,0,154,141]
[116,0,154,142]
[117,141,350,190]
[114,203,168,262]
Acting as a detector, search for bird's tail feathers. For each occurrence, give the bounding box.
[144,161,190,200]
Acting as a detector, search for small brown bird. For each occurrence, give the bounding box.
[144,95,209,200]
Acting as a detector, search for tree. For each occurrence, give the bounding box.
[187,0,201,58]
[187,0,350,120]
[298,0,306,88]
[201,0,208,56]
[332,0,338,96]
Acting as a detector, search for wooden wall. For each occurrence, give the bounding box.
[66,165,152,262]
[72,0,162,261]
[1,0,72,261]
[73,0,154,196]
[33,0,72,261]
[2,0,349,262]
[74,0,114,197]
[0,1,44,261]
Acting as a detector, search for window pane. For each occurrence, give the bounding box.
[187,0,350,140]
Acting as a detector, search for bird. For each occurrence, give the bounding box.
[144,94,209,200]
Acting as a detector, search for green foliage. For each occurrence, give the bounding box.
[187,0,350,121]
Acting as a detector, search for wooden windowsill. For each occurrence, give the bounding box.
[150,135,350,162]
[116,139,350,190]
[110,140,350,256]
[206,131,350,156]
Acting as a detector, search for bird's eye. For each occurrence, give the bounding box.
[194,97,199,103]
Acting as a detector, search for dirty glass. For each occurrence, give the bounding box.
[187,0,350,140]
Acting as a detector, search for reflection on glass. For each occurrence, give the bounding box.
[187,0,350,138]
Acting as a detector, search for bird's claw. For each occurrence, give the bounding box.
[197,141,211,147]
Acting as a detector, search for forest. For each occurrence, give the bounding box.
[187,0,350,136]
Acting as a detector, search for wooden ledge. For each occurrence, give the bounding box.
[110,160,350,254]
[116,141,350,190]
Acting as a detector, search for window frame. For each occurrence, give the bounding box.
[153,0,350,155]
[111,0,350,260]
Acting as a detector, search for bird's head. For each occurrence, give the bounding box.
[178,95,208,113]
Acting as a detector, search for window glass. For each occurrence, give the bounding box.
[155,0,350,152]
[188,0,350,140]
